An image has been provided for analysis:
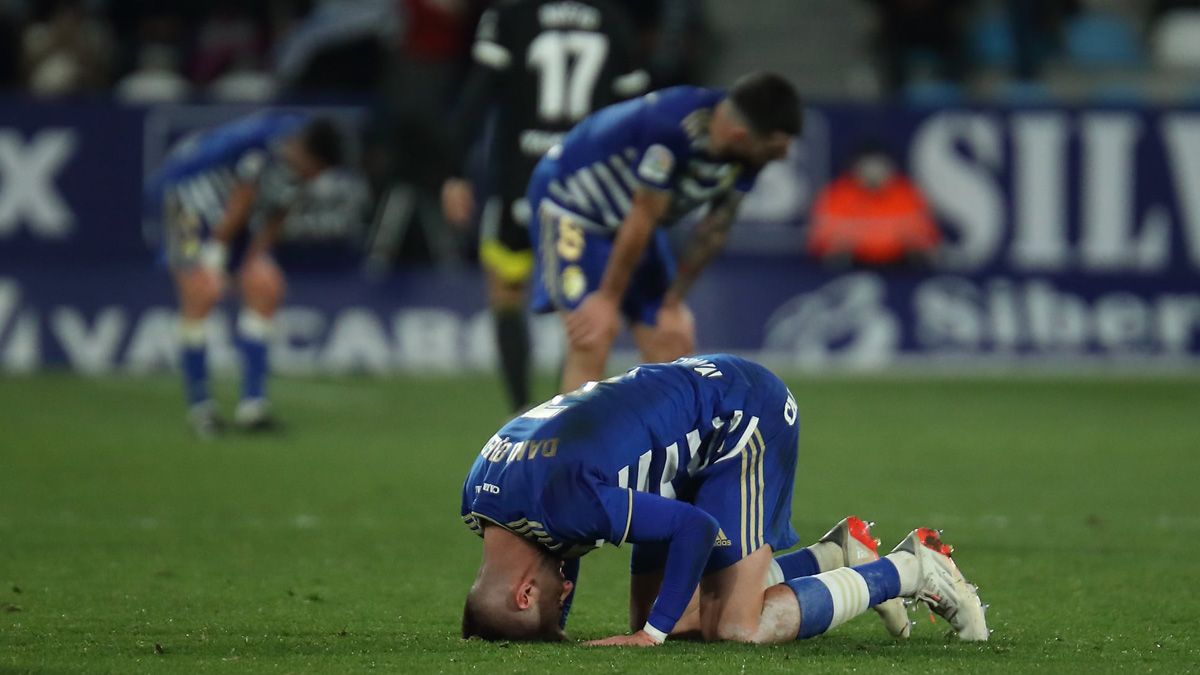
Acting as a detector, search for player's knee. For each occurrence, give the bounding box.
[712,621,760,643]
[646,327,693,362]
[177,269,222,315]
[567,327,616,353]
[240,258,285,307]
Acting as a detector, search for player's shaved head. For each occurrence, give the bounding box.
[462,525,570,641]
[462,578,564,642]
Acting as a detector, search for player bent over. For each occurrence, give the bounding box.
[528,73,800,394]
[460,354,988,644]
[147,113,344,437]
[441,0,646,413]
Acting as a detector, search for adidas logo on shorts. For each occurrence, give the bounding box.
[714,528,733,547]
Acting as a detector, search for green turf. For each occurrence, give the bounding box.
[2,372,1198,673]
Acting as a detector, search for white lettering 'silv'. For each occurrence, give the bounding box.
[910,111,1200,272]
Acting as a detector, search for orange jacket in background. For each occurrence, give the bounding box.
[807,174,940,265]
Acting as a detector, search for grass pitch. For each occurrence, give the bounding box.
[1,372,1198,673]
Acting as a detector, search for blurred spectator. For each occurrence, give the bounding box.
[863,0,972,97]
[275,0,396,93]
[0,8,19,89]
[189,3,262,85]
[1153,0,1200,19]
[209,53,277,102]
[365,0,482,265]
[1007,0,1079,80]
[807,143,940,268]
[21,0,113,97]
[1150,4,1200,70]
[613,0,709,86]
[115,44,190,103]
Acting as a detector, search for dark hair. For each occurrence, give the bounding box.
[728,72,802,137]
[300,117,345,167]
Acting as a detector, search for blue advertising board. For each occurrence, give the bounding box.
[1,101,1198,373]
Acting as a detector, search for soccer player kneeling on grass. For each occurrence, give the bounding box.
[460,354,989,645]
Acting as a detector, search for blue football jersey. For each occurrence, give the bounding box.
[539,86,760,231]
[145,112,308,228]
[461,354,794,558]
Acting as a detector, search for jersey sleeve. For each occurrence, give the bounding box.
[632,111,691,193]
[251,160,300,217]
[471,6,513,72]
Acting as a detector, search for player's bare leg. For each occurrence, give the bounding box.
[486,269,532,413]
[236,254,285,430]
[174,266,224,437]
[560,339,610,394]
[632,301,696,364]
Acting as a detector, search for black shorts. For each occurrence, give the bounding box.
[479,194,534,284]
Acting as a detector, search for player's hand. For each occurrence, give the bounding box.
[199,241,228,272]
[566,292,620,351]
[585,630,661,647]
[441,178,475,230]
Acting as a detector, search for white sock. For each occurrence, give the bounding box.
[179,318,207,347]
[808,541,844,573]
[885,551,920,595]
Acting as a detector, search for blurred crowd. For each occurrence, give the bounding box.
[0,0,711,102]
[866,0,1200,103]
[0,0,1196,104]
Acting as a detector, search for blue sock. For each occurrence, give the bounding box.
[237,310,272,402]
[785,559,901,639]
[774,548,821,579]
[239,335,268,401]
[181,344,208,405]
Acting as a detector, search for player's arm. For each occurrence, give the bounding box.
[442,8,509,227]
[247,209,286,257]
[587,489,718,647]
[599,189,671,299]
[442,65,504,227]
[663,190,743,306]
[568,189,670,349]
[201,181,257,270]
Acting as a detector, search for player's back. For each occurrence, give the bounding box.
[148,112,306,195]
[465,355,786,497]
[536,86,754,229]
[146,112,306,229]
[476,0,644,193]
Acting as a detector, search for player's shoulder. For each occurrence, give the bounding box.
[649,86,725,114]
[638,86,724,135]
[671,354,778,388]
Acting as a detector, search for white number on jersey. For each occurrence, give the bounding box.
[527,30,609,121]
[783,391,798,426]
[523,394,569,419]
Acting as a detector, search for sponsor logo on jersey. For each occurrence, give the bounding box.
[638,144,675,185]
[714,528,733,547]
